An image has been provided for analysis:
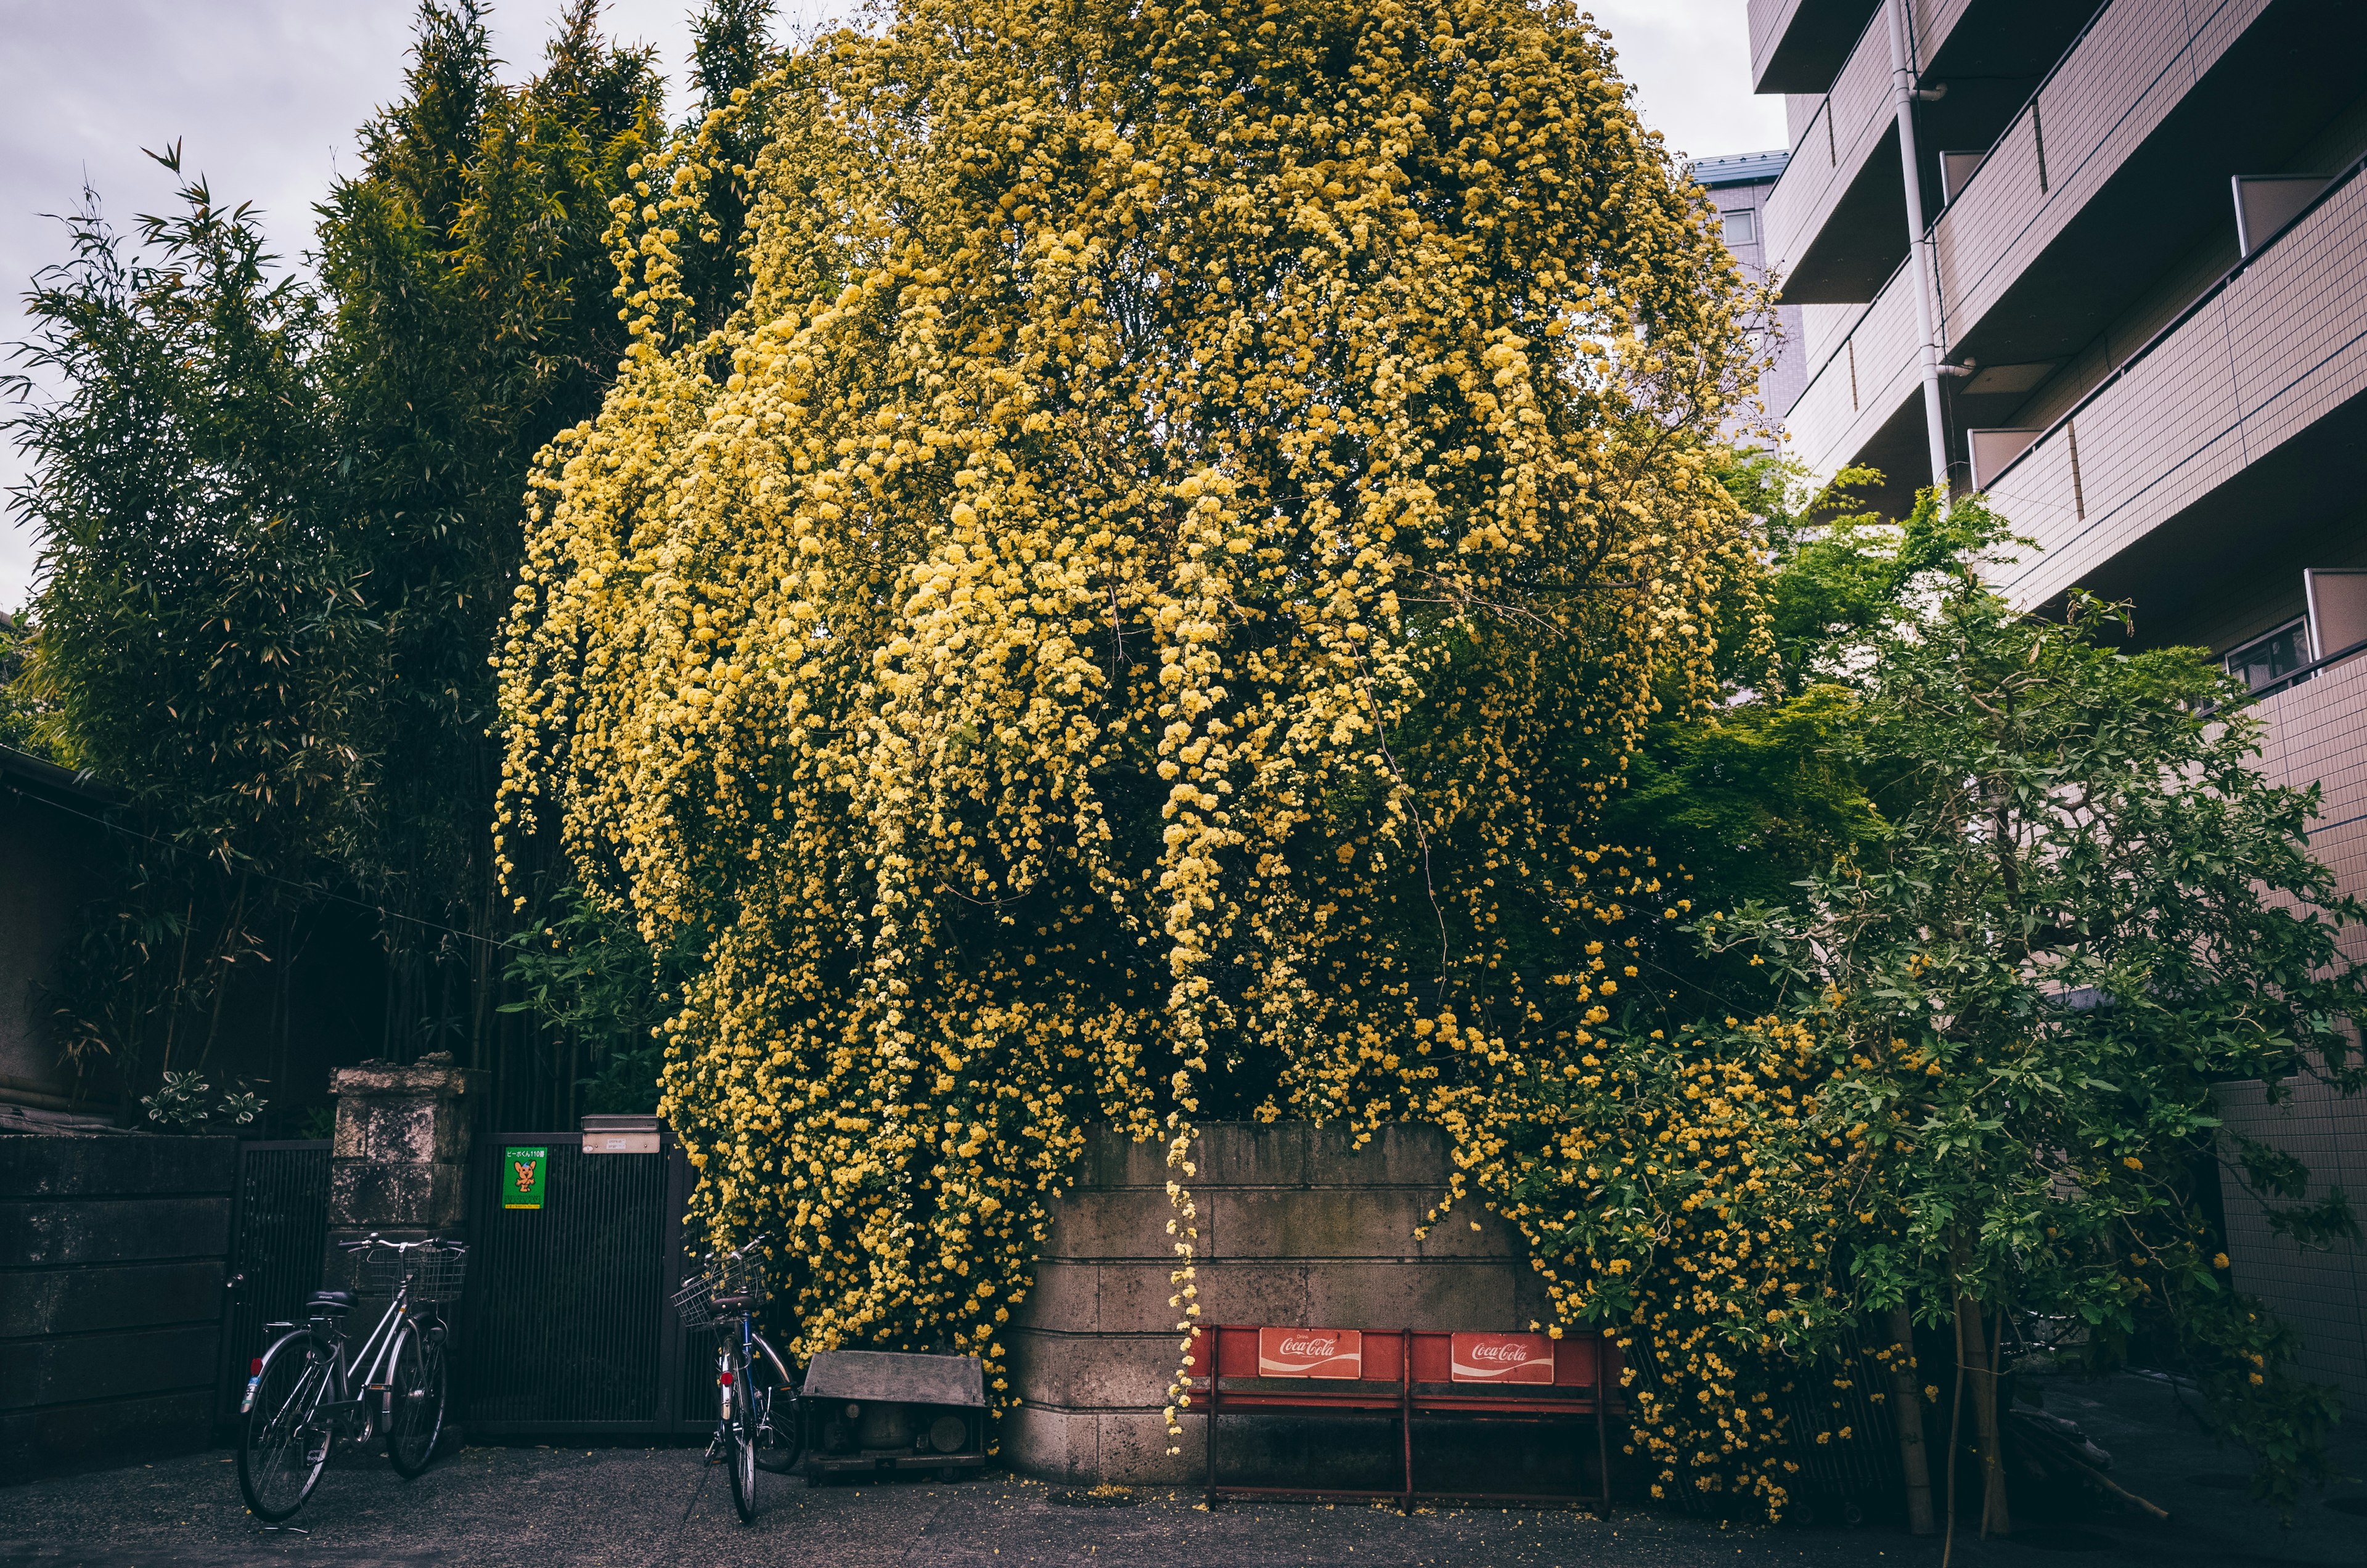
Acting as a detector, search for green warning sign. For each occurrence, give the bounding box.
[503,1146,548,1209]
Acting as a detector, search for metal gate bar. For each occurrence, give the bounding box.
[214,1140,332,1431]
[460,1133,692,1436]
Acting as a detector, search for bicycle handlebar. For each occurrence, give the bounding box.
[708,1231,769,1264]
[337,1234,468,1255]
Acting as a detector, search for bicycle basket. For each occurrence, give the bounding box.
[365,1243,468,1305]
[672,1251,765,1332]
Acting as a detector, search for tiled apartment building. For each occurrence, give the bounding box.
[1694,149,1809,426]
[1747,0,2367,1410]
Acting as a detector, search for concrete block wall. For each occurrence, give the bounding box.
[0,1135,237,1477]
[1002,1122,1545,1485]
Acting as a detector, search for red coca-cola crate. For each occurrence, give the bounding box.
[1186,1324,1622,1512]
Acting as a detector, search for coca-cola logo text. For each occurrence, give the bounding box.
[1466,1342,1533,1364]
[1449,1331,1555,1383]
[1257,1326,1362,1378]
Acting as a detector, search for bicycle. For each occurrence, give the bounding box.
[672,1232,804,1522]
[235,1235,465,1522]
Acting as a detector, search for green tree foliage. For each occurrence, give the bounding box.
[1702,505,2366,1509]
[5,1,761,1119]
[1482,495,2365,1514]
[0,610,54,756]
[7,152,375,872]
[316,0,665,1072]
[4,154,378,1096]
[498,881,681,1114]
[672,0,781,329]
[1723,504,2367,1516]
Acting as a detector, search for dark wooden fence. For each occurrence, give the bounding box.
[0,1136,237,1477]
[6,1125,732,1474]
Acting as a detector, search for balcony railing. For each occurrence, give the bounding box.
[1764,6,1895,289]
[1763,0,1985,297]
[1985,153,2367,609]
[1773,0,2268,364]
[1779,256,1923,474]
[1750,0,1884,96]
[1930,0,2268,350]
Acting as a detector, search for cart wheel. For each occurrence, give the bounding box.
[806,1470,824,1488]
[939,1466,966,1483]
[1843,1501,1865,1527]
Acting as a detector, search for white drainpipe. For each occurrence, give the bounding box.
[1886,0,1953,492]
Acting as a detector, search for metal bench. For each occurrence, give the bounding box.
[1188,1325,1620,1513]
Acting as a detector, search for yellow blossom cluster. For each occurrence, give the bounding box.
[495,0,1761,1435]
[1444,1013,1868,1515]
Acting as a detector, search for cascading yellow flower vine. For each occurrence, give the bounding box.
[496,0,1763,1443]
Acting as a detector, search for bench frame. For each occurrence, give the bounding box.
[1188,1325,1618,1514]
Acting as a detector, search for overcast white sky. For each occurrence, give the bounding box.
[0,1,1782,608]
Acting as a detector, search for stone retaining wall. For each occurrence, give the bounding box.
[0,1135,236,1477]
[1004,1123,1545,1485]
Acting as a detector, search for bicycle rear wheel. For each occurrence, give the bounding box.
[384,1321,448,1477]
[749,1333,804,1474]
[238,1330,335,1522]
[726,1349,759,1524]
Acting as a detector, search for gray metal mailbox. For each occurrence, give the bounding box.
[579,1113,661,1154]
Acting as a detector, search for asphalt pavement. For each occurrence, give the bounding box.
[1,1374,2360,1567]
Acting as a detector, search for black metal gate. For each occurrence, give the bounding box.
[459,1132,705,1436]
[215,1140,332,1427]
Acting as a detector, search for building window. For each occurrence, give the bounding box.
[1720,208,1757,247]
[2225,618,2311,693]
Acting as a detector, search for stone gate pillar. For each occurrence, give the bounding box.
[324,1051,488,1291]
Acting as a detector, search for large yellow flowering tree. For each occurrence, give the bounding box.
[497,0,1759,1416]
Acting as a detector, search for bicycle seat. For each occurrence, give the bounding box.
[306,1289,356,1314]
[711,1292,754,1310]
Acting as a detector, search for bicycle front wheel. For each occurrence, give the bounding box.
[385,1321,448,1477]
[726,1349,759,1524]
[238,1329,335,1522]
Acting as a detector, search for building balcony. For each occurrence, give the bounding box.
[1749,0,1879,95]
[1778,0,2366,508]
[1776,259,1927,491]
[1982,161,2367,621]
[1927,0,2362,379]
[1763,0,2107,306]
[1762,4,1905,304]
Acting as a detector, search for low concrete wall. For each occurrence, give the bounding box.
[1004,1123,1546,1485]
[0,1135,236,1477]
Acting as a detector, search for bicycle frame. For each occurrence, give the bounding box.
[244,1249,452,1443]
